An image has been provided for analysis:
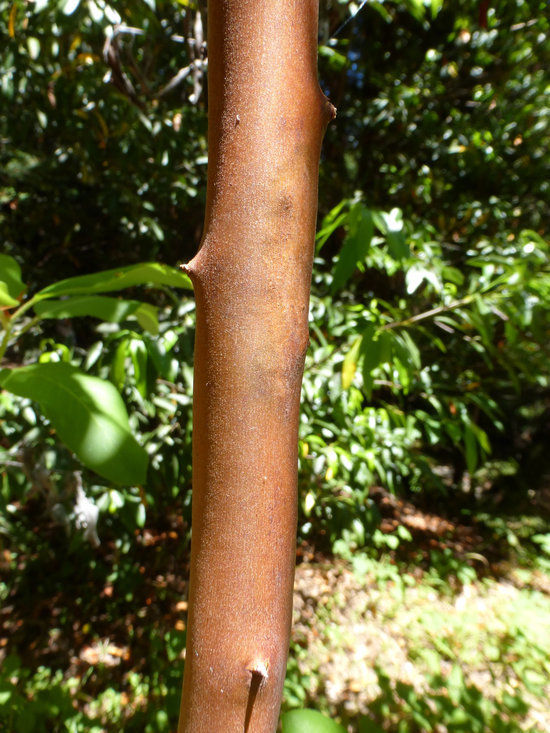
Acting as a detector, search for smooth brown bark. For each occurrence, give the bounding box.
[178,2,334,731]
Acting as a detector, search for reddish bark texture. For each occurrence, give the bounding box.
[178,2,334,731]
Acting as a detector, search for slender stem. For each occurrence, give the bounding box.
[14,315,41,340]
[12,295,41,321]
[381,294,476,332]
[0,296,42,364]
[0,323,11,364]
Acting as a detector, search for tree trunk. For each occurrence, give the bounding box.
[178,2,335,731]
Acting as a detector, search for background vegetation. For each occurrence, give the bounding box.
[1,0,549,730]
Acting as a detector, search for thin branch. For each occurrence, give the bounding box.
[329,0,370,40]
[380,295,476,332]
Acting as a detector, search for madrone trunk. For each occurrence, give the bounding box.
[178,2,335,731]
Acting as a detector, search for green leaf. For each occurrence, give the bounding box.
[36,262,192,298]
[135,502,146,528]
[447,664,464,704]
[331,205,374,293]
[391,333,420,393]
[111,337,129,390]
[0,284,19,308]
[146,330,179,380]
[316,199,349,251]
[387,232,409,261]
[360,325,384,399]
[403,0,426,22]
[396,330,421,370]
[0,254,27,306]
[342,336,362,389]
[469,421,491,455]
[0,363,147,485]
[373,208,410,260]
[430,0,443,19]
[442,266,464,286]
[394,357,411,392]
[129,339,149,398]
[319,46,348,72]
[34,296,159,334]
[134,303,159,334]
[532,534,550,555]
[282,709,346,733]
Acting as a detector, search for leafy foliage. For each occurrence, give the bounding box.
[1,255,191,484]
[1,0,207,285]
[301,204,549,537]
[1,362,148,485]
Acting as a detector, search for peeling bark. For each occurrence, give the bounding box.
[178,2,335,731]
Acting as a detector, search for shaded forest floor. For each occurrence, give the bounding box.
[1,489,549,731]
